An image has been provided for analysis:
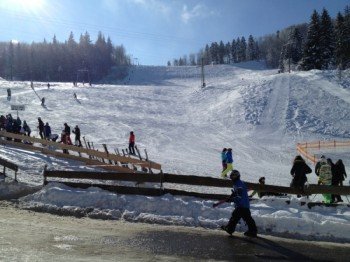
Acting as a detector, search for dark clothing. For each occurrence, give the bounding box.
[225,178,257,235]
[72,126,82,147]
[38,119,44,139]
[290,159,312,189]
[129,142,135,155]
[226,207,257,235]
[315,161,323,176]
[331,161,347,203]
[44,124,51,139]
[64,125,71,135]
[333,162,347,184]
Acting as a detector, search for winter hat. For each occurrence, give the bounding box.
[229,170,240,180]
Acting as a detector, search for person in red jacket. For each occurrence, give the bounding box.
[129,131,135,155]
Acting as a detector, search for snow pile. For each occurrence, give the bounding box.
[19,183,350,242]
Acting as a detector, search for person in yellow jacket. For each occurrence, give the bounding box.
[318,158,333,203]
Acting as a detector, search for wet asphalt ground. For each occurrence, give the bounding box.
[0,201,349,261]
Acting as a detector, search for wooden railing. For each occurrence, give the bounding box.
[43,170,350,201]
[297,140,350,165]
[0,157,19,181]
[0,130,161,173]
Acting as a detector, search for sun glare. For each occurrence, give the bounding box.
[8,0,44,12]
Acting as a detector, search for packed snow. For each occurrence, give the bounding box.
[0,61,349,242]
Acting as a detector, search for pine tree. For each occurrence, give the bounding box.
[301,10,322,70]
[319,8,335,69]
[240,37,247,62]
[343,5,350,68]
[218,41,225,64]
[231,39,237,63]
[247,35,257,60]
[289,27,303,63]
[225,42,231,63]
[335,12,346,69]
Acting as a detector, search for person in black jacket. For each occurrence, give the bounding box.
[37,117,44,139]
[290,155,312,196]
[72,125,82,147]
[331,159,347,203]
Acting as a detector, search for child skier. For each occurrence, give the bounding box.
[213,170,258,237]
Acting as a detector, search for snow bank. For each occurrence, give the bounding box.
[20,183,350,242]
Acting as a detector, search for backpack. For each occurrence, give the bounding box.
[319,163,332,185]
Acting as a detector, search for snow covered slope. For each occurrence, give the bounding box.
[0,62,349,186]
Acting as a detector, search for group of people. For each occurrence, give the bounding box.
[290,155,347,203]
[214,153,348,239]
[37,117,82,150]
[0,114,31,137]
[221,148,233,178]
[1,112,134,156]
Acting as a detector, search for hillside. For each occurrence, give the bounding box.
[1,62,350,187]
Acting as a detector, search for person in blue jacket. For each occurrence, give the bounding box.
[213,169,258,237]
[221,148,233,178]
[221,148,227,171]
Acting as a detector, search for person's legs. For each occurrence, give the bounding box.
[241,208,257,235]
[221,163,233,178]
[224,208,242,234]
[129,142,135,154]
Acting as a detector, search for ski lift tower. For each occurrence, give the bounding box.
[201,57,206,88]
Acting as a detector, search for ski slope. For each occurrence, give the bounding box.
[1,61,350,241]
[2,61,349,185]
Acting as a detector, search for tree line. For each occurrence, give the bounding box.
[0,31,131,82]
[168,6,350,71]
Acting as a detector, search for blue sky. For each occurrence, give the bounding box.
[0,0,348,65]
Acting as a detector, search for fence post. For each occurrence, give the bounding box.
[319,141,320,149]
[334,140,336,147]
[42,164,47,185]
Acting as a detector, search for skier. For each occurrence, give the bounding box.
[44,122,51,140]
[47,83,50,89]
[63,123,72,145]
[290,155,312,196]
[59,131,69,154]
[7,88,11,101]
[129,131,135,155]
[23,120,31,136]
[72,125,82,147]
[0,115,6,130]
[221,148,227,171]
[332,159,347,203]
[315,155,326,177]
[37,117,44,139]
[213,170,258,237]
[221,148,233,178]
[41,97,45,106]
[318,158,333,203]
[73,92,77,99]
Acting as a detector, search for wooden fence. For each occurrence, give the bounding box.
[43,170,350,201]
[297,140,350,165]
[0,157,19,181]
[0,130,161,173]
